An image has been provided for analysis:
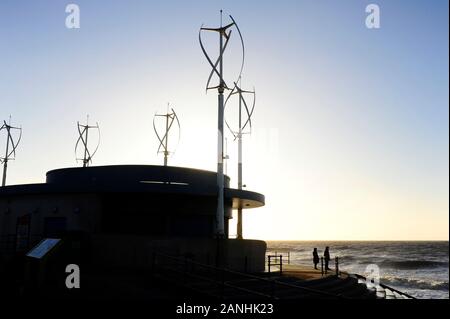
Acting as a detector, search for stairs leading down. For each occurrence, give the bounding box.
[150,253,383,299]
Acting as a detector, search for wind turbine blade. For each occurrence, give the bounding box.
[171,108,181,154]
[90,123,100,161]
[75,123,85,155]
[206,34,231,91]
[153,115,165,154]
[229,15,245,84]
[199,28,221,92]
[7,127,22,159]
[242,91,256,131]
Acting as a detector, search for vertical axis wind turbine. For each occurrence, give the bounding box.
[75,115,100,167]
[199,11,244,237]
[153,104,180,166]
[224,79,255,239]
[0,117,22,187]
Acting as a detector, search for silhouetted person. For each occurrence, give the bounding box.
[324,246,331,270]
[312,248,319,269]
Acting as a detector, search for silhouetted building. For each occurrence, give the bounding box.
[0,165,266,275]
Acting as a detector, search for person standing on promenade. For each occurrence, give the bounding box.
[324,246,331,271]
[312,248,320,269]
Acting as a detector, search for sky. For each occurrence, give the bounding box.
[0,0,448,240]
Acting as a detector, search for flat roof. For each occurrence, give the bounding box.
[0,165,264,209]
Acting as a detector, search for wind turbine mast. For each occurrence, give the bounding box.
[224,79,255,239]
[199,11,245,238]
[0,117,22,187]
[75,115,100,168]
[153,104,180,166]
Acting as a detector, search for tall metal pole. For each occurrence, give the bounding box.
[237,91,243,239]
[164,113,169,166]
[199,12,244,238]
[1,126,10,187]
[83,124,89,167]
[224,137,228,175]
[216,10,225,237]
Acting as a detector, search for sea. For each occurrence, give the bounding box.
[266,241,449,299]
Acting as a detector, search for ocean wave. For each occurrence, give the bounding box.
[380,260,448,269]
[381,276,449,291]
[335,255,356,261]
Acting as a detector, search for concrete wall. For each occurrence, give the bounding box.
[0,193,102,241]
[0,192,266,273]
[90,235,267,273]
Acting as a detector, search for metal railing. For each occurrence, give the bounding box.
[267,251,340,278]
[319,256,341,277]
[151,252,345,299]
[264,252,413,299]
[267,254,283,275]
[273,251,290,264]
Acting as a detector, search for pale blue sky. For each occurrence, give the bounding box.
[0,0,448,240]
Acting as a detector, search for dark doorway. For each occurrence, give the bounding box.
[15,214,31,252]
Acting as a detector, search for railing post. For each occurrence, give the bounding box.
[288,251,290,264]
[268,256,271,275]
[320,257,324,276]
[335,256,339,276]
[280,255,283,275]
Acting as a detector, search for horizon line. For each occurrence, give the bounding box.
[261,239,449,242]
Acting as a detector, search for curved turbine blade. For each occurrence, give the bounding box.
[241,90,256,132]
[153,115,165,154]
[225,118,238,140]
[229,15,245,85]
[75,122,85,156]
[171,108,181,155]
[80,127,92,164]
[161,111,178,154]
[85,146,92,164]
[157,114,175,153]
[89,123,101,163]
[7,126,22,159]
[7,130,15,158]
[166,114,176,135]
[206,34,232,91]
[199,27,221,92]
[224,83,240,137]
